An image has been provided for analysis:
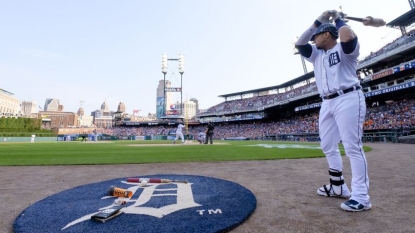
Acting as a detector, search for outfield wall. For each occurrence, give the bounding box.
[0,137,58,142]
[52,128,96,135]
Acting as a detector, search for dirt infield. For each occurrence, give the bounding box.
[1,143,414,233]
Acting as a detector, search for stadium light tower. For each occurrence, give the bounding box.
[161,54,168,116]
[292,36,307,74]
[178,54,185,116]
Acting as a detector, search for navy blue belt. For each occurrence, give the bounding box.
[322,86,361,100]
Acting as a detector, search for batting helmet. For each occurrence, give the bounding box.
[310,23,338,41]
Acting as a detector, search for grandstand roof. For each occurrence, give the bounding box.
[218,72,314,98]
[387,8,415,27]
[160,115,184,119]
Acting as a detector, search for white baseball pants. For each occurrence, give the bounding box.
[175,132,184,143]
[319,90,370,204]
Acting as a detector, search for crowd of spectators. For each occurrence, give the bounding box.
[99,98,415,139]
[99,126,173,137]
[358,29,415,64]
[202,83,318,115]
[190,113,319,139]
[364,99,415,130]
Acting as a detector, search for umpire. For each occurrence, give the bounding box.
[204,122,215,144]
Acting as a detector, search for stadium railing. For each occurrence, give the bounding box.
[362,131,399,143]
[262,130,405,143]
[263,133,320,142]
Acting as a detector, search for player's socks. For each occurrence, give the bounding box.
[317,168,351,198]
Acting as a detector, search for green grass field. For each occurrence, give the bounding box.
[0,140,372,166]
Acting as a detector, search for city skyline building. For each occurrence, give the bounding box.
[44,98,60,111]
[77,107,93,127]
[0,88,20,114]
[38,110,78,128]
[117,102,126,113]
[21,101,38,115]
[175,99,197,119]
[91,100,113,127]
[156,80,172,119]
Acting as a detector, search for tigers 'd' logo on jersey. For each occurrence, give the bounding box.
[14,174,256,233]
[328,51,341,67]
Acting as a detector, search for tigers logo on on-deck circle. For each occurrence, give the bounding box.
[14,174,256,233]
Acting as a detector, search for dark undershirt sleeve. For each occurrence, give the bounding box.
[340,37,358,54]
[295,44,312,58]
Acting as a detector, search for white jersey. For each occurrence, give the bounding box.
[303,42,360,97]
[176,124,185,133]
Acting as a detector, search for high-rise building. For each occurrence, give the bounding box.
[91,101,113,127]
[21,101,37,115]
[101,101,109,112]
[117,102,126,113]
[156,80,172,118]
[189,98,199,113]
[77,107,93,127]
[77,107,85,117]
[175,100,197,119]
[44,98,60,111]
[0,88,20,114]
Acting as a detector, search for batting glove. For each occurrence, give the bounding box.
[315,10,334,26]
[331,11,349,23]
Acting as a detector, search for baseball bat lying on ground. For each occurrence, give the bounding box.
[126,178,188,184]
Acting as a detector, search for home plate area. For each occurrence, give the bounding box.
[14,174,256,233]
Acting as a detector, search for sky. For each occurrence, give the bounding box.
[0,0,412,116]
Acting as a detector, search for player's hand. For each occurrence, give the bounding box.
[329,10,339,21]
[330,11,349,23]
[317,10,335,24]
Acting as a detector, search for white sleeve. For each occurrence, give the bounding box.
[296,24,317,45]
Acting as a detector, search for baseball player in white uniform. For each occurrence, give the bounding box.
[173,122,186,144]
[295,10,371,211]
[31,134,36,143]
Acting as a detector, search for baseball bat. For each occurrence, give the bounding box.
[337,6,385,27]
[344,16,386,27]
[127,177,188,184]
